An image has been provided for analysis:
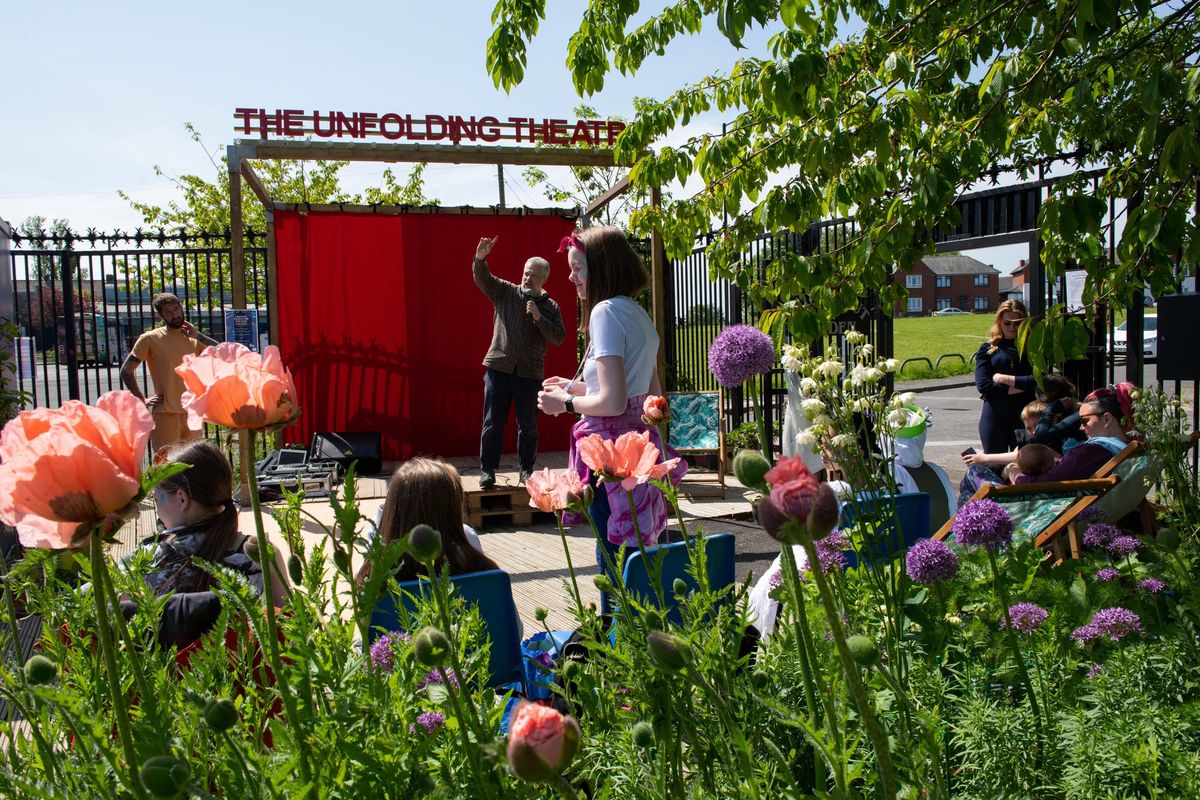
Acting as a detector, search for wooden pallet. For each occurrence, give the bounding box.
[464,486,535,529]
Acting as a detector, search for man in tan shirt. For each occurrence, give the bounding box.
[120,293,218,459]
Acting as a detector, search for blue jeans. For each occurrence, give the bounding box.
[589,477,628,616]
[480,368,541,473]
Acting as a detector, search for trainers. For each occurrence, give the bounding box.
[479,471,496,491]
[518,469,533,485]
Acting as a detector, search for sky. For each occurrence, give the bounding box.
[0,1,1027,273]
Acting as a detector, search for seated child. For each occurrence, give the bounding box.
[125,440,290,646]
[362,458,499,582]
[1032,374,1084,453]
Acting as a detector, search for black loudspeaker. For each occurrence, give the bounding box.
[1157,294,1200,381]
[309,431,383,475]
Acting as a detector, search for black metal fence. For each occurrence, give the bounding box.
[7,228,269,408]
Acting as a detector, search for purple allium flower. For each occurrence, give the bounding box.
[1000,603,1049,634]
[1083,523,1121,550]
[768,569,784,589]
[1073,607,1143,644]
[952,499,1014,551]
[417,668,459,689]
[1079,506,1107,524]
[708,325,775,388]
[1107,536,1141,558]
[409,711,445,735]
[812,530,850,574]
[906,539,960,584]
[1086,662,1104,679]
[1138,577,1166,594]
[1094,567,1120,582]
[369,631,409,672]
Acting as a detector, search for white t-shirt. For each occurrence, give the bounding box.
[581,296,659,398]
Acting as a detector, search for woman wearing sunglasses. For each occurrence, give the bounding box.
[973,300,1036,453]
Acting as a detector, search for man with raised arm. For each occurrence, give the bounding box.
[120,292,218,460]
[473,235,566,489]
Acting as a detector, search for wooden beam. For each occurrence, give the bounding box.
[272,202,577,217]
[240,161,272,209]
[583,175,631,218]
[650,186,667,392]
[227,156,251,502]
[231,138,637,169]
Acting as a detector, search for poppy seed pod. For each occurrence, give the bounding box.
[203,698,239,732]
[647,630,691,672]
[412,626,451,668]
[593,574,612,592]
[139,756,190,798]
[631,721,655,748]
[407,524,443,564]
[1156,527,1180,552]
[733,449,771,493]
[287,554,303,584]
[672,578,688,597]
[23,654,56,686]
[847,635,880,667]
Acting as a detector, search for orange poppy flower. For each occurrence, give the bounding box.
[0,391,153,549]
[177,343,299,431]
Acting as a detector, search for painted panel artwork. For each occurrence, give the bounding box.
[668,392,720,451]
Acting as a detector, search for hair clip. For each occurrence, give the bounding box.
[557,233,584,254]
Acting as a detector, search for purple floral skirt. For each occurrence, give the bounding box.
[562,394,689,547]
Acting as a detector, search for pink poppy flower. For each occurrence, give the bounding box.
[177,343,298,431]
[507,701,581,783]
[526,468,586,513]
[642,395,669,423]
[0,391,153,549]
[577,431,681,490]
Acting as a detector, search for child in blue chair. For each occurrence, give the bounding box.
[363,458,500,582]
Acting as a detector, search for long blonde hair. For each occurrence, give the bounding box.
[987,299,1029,354]
[373,458,498,582]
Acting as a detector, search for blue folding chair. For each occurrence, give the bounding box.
[369,569,524,691]
[840,492,931,570]
[620,532,736,626]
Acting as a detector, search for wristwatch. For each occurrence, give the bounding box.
[565,397,576,414]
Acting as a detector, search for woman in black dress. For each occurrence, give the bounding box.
[973,299,1036,453]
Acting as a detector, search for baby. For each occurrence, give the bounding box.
[1014,443,1060,479]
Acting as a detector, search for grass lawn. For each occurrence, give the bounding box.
[670,314,989,388]
[893,314,991,379]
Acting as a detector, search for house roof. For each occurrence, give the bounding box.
[998,276,1014,292]
[919,254,1000,276]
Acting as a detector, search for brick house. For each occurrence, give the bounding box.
[895,254,1001,316]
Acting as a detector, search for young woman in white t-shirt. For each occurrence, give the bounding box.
[537,226,686,614]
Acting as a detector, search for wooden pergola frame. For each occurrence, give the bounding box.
[225,138,664,476]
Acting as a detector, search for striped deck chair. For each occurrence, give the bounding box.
[934,441,1151,563]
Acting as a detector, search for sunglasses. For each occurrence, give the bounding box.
[1079,412,1105,423]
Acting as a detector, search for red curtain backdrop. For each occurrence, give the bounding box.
[272,210,579,462]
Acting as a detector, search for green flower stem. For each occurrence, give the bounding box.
[579,504,637,619]
[684,660,762,800]
[748,382,770,462]
[0,688,62,784]
[551,774,582,800]
[428,577,492,794]
[554,511,585,619]
[801,536,897,800]
[778,545,843,793]
[986,550,1043,730]
[625,489,665,607]
[94,545,168,741]
[88,535,147,799]
[242,431,312,787]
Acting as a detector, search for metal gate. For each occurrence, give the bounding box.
[6,228,268,408]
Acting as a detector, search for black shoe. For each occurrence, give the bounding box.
[518,469,533,485]
[480,471,496,491]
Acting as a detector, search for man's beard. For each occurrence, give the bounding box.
[165,318,184,329]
